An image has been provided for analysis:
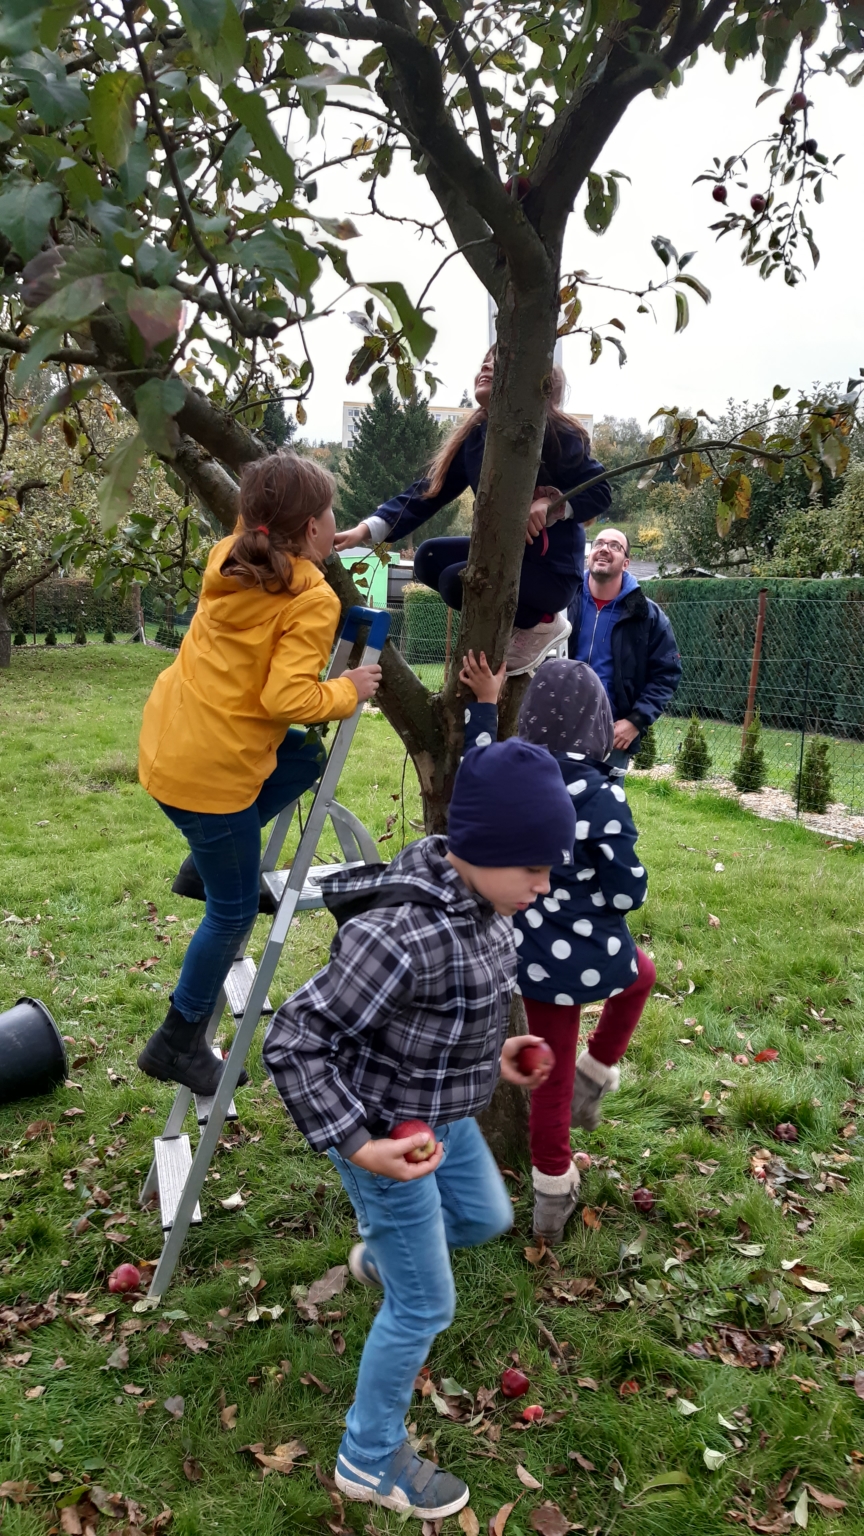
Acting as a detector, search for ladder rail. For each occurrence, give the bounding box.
[145,604,390,1299]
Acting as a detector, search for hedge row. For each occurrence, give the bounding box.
[643,577,864,734]
[9,578,140,635]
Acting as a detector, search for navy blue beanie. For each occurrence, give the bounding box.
[448,738,576,868]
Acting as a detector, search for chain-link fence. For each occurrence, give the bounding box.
[392,577,864,816]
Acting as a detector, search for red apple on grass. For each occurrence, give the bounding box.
[391,1119,436,1163]
[632,1187,655,1215]
[515,1041,555,1076]
[521,1404,544,1422]
[107,1263,141,1293]
[500,1367,530,1399]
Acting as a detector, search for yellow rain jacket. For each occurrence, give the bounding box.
[138,537,358,814]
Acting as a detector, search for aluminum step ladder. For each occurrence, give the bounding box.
[140,606,390,1299]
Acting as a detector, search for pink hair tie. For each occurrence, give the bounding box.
[254,525,269,535]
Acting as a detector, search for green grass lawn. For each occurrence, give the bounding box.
[2,648,864,1536]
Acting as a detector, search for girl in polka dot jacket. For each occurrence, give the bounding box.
[461,651,656,1245]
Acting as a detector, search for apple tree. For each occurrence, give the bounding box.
[0,0,861,817]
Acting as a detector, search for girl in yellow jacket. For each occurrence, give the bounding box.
[137,451,381,1097]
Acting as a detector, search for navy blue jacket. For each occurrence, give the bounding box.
[568,581,682,745]
[374,420,612,581]
[464,702,647,1005]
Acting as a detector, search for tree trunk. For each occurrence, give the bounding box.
[0,587,10,669]
[477,994,530,1167]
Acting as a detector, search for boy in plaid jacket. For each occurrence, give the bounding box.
[263,737,576,1521]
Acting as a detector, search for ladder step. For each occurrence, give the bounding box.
[194,1048,239,1126]
[154,1136,203,1230]
[224,956,272,1019]
[262,860,365,913]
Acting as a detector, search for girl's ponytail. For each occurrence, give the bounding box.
[221,451,335,594]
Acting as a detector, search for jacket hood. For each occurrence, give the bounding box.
[200,536,324,631]
[320,835,493,926]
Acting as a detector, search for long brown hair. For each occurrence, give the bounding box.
[424,357,590,499]
[220,451,335,594]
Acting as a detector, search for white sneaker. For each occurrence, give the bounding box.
[505,612,571,675]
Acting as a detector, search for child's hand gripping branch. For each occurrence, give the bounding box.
[459,648,506,705]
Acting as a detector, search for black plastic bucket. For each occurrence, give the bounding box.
[0,997,68,1104]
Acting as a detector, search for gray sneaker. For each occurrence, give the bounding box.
[570,1051,620,1131]
[505,613,572,676]
[532,1161,581,1243]
[348,1242,383,1289]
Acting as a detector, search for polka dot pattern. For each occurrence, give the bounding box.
[572,918,593,937]
[607,936,621,955]
[580,968,600,987]
[527,962,550,982]
[474,731,492,747]
[553,889,570,902]
[543,897,560,913]
[513,928,523,947]
[599,842,614,860]
[525,908,543,928]
[609,987,623,997]
[631,865,644,877]
[567,779,588,797]
[591,891,606,906]
[610,784,626,802]
[576,867,595,881]
[613,894,633,910]
[575,820,590,840]
[551,939,571,960]
[603,819,622,835]
[630,957,638,972]
[554,993,574,1006]
[464,707,471,725]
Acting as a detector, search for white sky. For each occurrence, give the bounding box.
[295,47,863,443]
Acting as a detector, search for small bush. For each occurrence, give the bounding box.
[44,628,57,646]
[13,630,27,646]
[632,723,657,770]
[103,625,115,643]
[73,618,87,645]
[796,736,833,813]
[732,709,767,792]
[677,714,711,780]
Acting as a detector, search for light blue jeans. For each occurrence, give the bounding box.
[329,1117,513,1465]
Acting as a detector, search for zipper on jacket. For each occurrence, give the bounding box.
[587,602,602,665]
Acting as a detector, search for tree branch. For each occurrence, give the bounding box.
[0,330,99,366]
[427,0,500,176]
[5,558,58,607]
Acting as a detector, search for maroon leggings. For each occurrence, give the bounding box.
[523,947,656,1176]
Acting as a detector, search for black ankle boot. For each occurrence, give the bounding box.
[171,855,206,902]
[137,1003,249,1096]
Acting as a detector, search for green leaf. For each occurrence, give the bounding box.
[772,384,790,400]
[30,373,98,441]
[221,125,253,188]
[0,179,61,260]
[364,281,434,362]
[0,0,42,57]
[181,0,245,86]
[793,1486,808,1529]
[127,286,184,348]
[702,1449,727,1472]
[29,273,107,327]
[63,157,102,210]
[134,377,185,456]
[177,0,225,48]
[90,71,141,166]
[675,1398,701,1416]
[674,290,690,333]
[223,84,295,196]
[97,433,148,530]
[675,272,711,304]
[40,1,79,49]
[585,171,620,234]
[18,54,88,126]
[118,139,152,202]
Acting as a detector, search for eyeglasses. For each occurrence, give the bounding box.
[592,539,627,555]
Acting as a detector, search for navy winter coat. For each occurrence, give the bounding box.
[567,581,682,747]
[465,703,648,1005]
[373,419,612,582]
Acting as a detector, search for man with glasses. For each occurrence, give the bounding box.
[567,528,681,774]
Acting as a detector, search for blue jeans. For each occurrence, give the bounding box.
[414,537,576,629]
[329,1118,513,1465]
[606,747,631,776]
[159,728,326,1021]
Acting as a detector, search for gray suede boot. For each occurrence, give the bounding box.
[532,1161,581,1244]
[570,1051,620,1131]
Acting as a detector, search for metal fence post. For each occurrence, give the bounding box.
[742,588,768,745]
[796,657,812,817]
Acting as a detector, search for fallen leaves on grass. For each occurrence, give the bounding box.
[307,1264,349,1306]
[582,1207,601,1230]
[754,1049,779,1063]
[489,1501,518,1535]
[219,1403,237,1429]
[179,1330,209,1354]
[703,1448,727,1471]
[104,1343,129,1370]
[163,1395,185,1419]
[129,956,160,971]
[0,1480,37,1503]
[219,1190,246,1211]
[569,1452,596,1472]
[183,1457,202,1483]
[299,1372,330,1393]
[805,1485,846,1512]
[24,1384,45,1399]
[708,913,721,927]
[529,1504,574,1535]
[459,1511,481,1536]
[618,1380,639,1397]
[576,1377,599,1391]
[24,1118,54,1140]
[517,1466,542,1490]
[3,1351,31,1367]
[687,1327,784,1370]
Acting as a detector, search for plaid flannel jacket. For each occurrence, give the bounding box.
[262,837,517,1155]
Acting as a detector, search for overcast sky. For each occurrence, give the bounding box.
[295,48,862,443]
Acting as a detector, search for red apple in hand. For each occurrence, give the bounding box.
[500,1367,530,1399]
[391,1119,436,1163]
[516,1041,555,1077]
[107,1263,141,1293]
